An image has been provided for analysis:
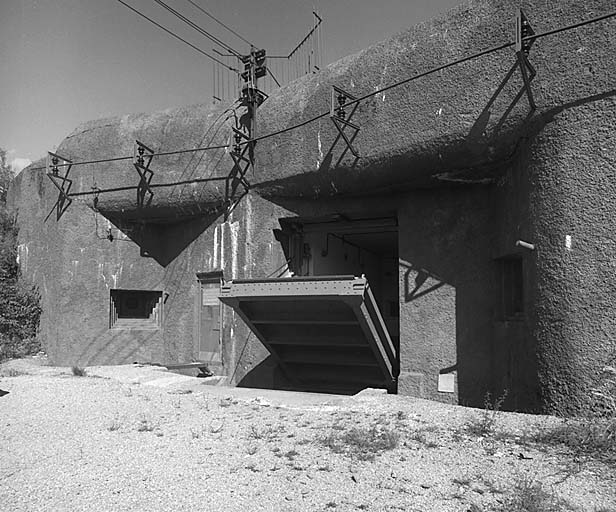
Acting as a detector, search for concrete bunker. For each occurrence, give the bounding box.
[7,0,616,414]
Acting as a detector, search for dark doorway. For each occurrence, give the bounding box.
[280,214,400,347]
[196,272,223,364]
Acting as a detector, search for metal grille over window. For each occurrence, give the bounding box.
[109,290,163,330]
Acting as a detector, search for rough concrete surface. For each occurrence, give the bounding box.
[1,358,615,511]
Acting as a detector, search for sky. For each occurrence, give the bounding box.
[0,0,463,171]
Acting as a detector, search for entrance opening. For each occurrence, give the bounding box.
[281,214,400,348]
[248,213,401,394]
[196,272,223,364]
[222,213,400,394]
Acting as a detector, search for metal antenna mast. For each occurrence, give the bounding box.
[213,11,325,103]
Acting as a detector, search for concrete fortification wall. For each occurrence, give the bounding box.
[8,0,616,413]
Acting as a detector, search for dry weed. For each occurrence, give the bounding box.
[323,421,399,461]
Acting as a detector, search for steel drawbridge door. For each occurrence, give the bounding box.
[219,275,399,393]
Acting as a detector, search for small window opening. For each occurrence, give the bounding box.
[502,257,523,319]
[110,289,163,329]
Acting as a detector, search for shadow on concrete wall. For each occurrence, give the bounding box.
[396,185,497,410]
[398,258,462,397]
[467,60,536,149]
[69,325,160,367]
[106,211,222,267]
[403,265,446,302]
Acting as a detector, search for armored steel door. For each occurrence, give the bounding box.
[219,275,398,393]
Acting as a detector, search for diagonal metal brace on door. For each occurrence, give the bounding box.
[45,152,73,221]
[330,85,361,161]
[133,140,155,208]
[515,9,537,111]
[226,127,252,211]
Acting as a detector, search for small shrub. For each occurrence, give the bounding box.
[249,425,277,440]
[470,477,576,512]
[323,422,399,461]
[219,397,234,408]
[452,476,472,487]
[190,427,203,439]
[466,390,508,437]
[71,366,86,377]
[136,415,155,432]
[0,368,25,377]
[0,336,41,362]
[284,449,299,460]
[409,430,439,448]
[108,414,121,432]
[209,419,225,434]
[530,418,616,463]
[497,477,575,512]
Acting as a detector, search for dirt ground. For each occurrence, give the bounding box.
[1,356,614,512]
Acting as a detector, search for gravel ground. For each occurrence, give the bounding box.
[1,357,615,512]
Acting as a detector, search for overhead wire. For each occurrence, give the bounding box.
[267,67,281,88]
[524,9,616,41]
[29,142,230,172]
[67,176,228,198]
[34,9,616,176]
[115,0,238,71]
[242,9,616,147]
[183,0,254,47]
[241,41,516,147]
[151,0,241,57]
[169,101,240,202]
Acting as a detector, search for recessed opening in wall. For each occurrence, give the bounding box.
[501,256,524,319]
[109,289,163,330]
[260,213,401,394]
[196,272,223,363]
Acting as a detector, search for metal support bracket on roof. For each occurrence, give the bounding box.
[133,140,154,208]
[45,152,73,221]
[330,85,360,160]
[515,9,537,111]
[226,127,252,215]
